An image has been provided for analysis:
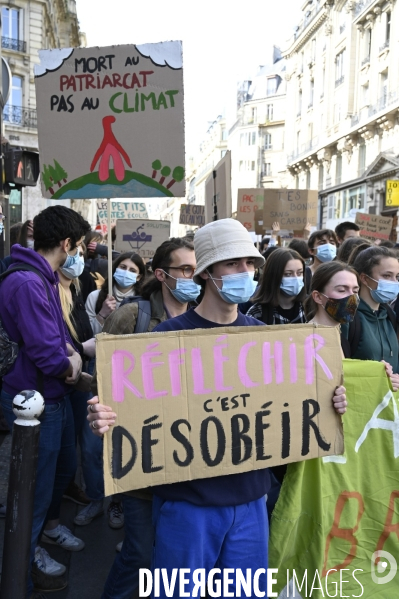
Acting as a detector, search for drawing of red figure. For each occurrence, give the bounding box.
[90,116,132,182]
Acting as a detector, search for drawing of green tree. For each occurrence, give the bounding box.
[152,159,162,179]
[53,160,68,183]
[159,166,171,186]
[166,166,185,189]
[42,165,55,195]
[48,163,61,188]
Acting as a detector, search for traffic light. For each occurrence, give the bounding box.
[4,148,40,186]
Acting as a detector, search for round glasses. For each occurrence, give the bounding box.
[164,266,195,278]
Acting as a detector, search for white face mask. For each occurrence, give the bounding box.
[27,239,35,249]
[60,254,85,280]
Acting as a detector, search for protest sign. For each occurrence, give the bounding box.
[96,324,343,496]
[270,360,399,598]
[254,209,265,235]
[205,151,232,223]
[97,200,148,233]
[263,189,318,229]
[179,204,205,227]
[115,219,170,259]
[385,180,399,207]
[355,212,393,242]
[34,42,185,200]
[236,189,264,232]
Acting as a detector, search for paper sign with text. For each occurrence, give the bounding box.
[236,189,265,232]
[263,189,318,229]
[115,219,170,259]
[34,42,185,200]
[355,212,393,242]
[97,324,344,496]
[97,200,148,234]
[179,204,205,227]
[205,151,232,223]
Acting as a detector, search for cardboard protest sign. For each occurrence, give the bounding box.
[385,180,399,207]
[115,219,170,259]
[179,204,205,227]
[205,151,232,223]
[270,360,399,598]
[97,200,148,233]
[96,324,343,496]
[34,42,185,200]
[355,212,393,242]
[255,209,265,235]
[263,189,318,229]
[236,189,264,232]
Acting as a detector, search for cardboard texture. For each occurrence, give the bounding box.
[236,189,265,232]
[115,219,170,259]
[34,42,185,200]
[385,180,399,207]
[179,204,205,227]
[355,212,393,242]
[263,189,318,229]
[97,200,148,234]
[204,151,232,223]
[97,324,344,496]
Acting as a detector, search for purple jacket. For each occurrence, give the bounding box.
[0,245,71,402]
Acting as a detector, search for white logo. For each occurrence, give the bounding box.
[371,550,397,585]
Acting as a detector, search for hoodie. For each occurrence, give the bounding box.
[351,297,399,372]
[0,245,71,402]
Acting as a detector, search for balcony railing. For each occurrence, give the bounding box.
[1,37,26,53]
[293,1,324,40]
[287,136,320,164]
[361,55,370,66]
[335,76,344,87]
[3,105,37,128]
[379,39,390,52]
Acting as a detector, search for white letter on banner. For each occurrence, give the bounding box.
[179,569,191,597]
[139,569,152,597]
[267,569,278,597]
[254,569,266,597]
[192,569,206,597]
[162,568,178,597]
[355,390,399,457]
[236,569,252,597]
[208,569,221,597]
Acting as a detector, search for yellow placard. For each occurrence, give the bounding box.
[386,180,399,206]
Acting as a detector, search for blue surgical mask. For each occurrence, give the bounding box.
[60,255,84,280]
[114,268,138,289]
[316,243,337,263]
[280,276,304,297]
[163,273,201,304]
[210,271,257,304]
[62,248,80,270]
[27,239,35,249]
[368,277,399,304]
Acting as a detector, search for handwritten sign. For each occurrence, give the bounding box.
[205,151,232,223]
[34,43,185,200]
[97,200,148,234]
[236,189,265,232]
[385,180,399,207]
[97,324,343,495]
[355,212,393,242]
[263,189,318,229]
[115,219,170,259]
[179,204,205,227]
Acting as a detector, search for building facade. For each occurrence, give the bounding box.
[1,0,83,223]
[283,0,399,230]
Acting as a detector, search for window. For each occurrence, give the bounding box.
[321,67,325,98]
[318,164,324,190]
[309,80,314,107]
[221,150,227,158]
[362,83,369,106]
[4,76,23,125]
[266,104,273,121]
[251,131,256,145]
[239,160,244,172]
[297,90,302,116]
[221,128,228,141]
[308,123,313,146]
[336,154,342,185]
[267,77,277,96]
[364,28,372,61]
[380,71,388,106]
[2,7,21,41]
[335,49,345,86]
[263,163,271,176]
[264,133,272,150]
[306,170,311,188]
[311,38,316,62]
[251,161,255,171]
[386,11,391,43]
[296,131,301,152]
[327,195,336,220]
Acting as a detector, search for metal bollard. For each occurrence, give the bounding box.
[0,390,44,599]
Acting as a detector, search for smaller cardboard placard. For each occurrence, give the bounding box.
[355,212,393,242]
[115,219,170,259]
[263,189,318,229]
[205,151,232,223]
[236,189,265,232]
[179,204,205,227]
[97,200,148,234]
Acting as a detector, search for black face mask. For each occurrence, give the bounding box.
[321,293,360,324]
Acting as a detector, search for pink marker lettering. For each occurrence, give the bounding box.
[304,333,333,384]
[191,348,212,394]
[141,343,168,399]
[262,341,284,384]
[238,341,259,387]
[168,348,186,396]
[290,342,298,383]
[214,335,233,391]
[111,350,143,402]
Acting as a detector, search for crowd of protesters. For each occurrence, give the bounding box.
[1,206,399,598]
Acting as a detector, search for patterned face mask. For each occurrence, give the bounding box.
[321,293,360,324]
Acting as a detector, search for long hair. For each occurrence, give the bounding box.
[304,261,359,320]
[352,245,398,277]
[95,252,146,313]
[58,243,85,341]
[337,237,371,264]
[252,248,306,307]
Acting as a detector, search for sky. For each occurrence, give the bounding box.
[75,0,302,157]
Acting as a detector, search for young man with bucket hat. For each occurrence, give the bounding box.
[88,218,347,598]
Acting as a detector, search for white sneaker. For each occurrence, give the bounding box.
[34,546,66,576]
[41,524,85,551]
[74,500,104,526]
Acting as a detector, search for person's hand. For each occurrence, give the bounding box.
[100,295,116,318]
[381,360,393,377]
[87,396,117,437]
[389,373,399,392]
[66,352,82,385]
[87,241,97,253]
[82,338,96,358]
[271,221,280,235]
[303,222,312,240]
[332,385,347,415]
[66,343,74,357]
[74,372,92,392]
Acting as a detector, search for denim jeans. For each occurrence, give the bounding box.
[0,389,68,598]
[101,494,153,599]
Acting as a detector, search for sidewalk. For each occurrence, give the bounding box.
[0,432,124,598]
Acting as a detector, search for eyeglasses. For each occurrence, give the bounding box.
[163,266,195,278]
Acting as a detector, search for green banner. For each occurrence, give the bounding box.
[269,359,399,598]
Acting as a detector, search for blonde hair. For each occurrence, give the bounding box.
[59,280,81,343]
